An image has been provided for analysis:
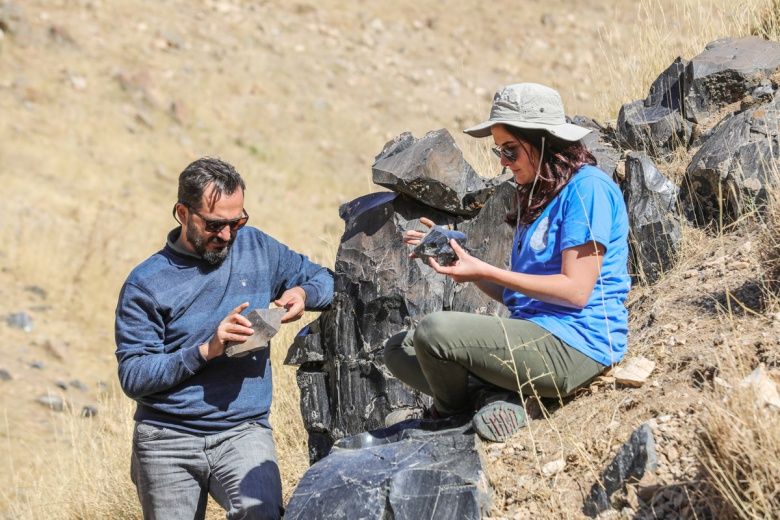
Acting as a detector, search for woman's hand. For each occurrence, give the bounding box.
[429,239,491,283]
[404,217,435,256]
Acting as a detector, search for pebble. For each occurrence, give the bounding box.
[0,368,11,381]
[36,394,64,412]
[541,458,566,476]
[6,312,33,332]
[81,405,98,418]
[69,379,88,392]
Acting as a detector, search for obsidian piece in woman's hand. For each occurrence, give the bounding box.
[413,226,468,266]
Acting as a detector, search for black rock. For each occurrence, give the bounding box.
[572,116,623,178]
[450,179,516,316]
[372,129,501,216]
[6,312,33,332]
[29,360,44,370]
[287,194,459,461]
[681,92,780,226]
[285,321,325,366]
[623,152,682,284]
[617,58,692,158]
[55,380,68,391]
[683,37,780,124]
[583,423,658,516]
[413,226,467,266]
[338,191,397,222]
[0,369,11,381]
[285,421,491,520]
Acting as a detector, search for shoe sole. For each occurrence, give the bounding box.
[472,401,527,442]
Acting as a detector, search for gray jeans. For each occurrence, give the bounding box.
[384,311,606,415]
[131,421,283,520]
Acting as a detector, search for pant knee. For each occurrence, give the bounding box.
[413,312,452,357]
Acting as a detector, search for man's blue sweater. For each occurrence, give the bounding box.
[115,226,333,434]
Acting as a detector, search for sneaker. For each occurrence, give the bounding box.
[384,407,424,428]
[472,400,527,442]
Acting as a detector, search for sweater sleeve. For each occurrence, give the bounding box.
[265,236,334,310]
[115,282,208,399]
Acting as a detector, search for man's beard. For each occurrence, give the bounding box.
[186,225,236,266]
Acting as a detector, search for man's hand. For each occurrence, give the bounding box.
[274,287,306,323]
[199,302,254,361]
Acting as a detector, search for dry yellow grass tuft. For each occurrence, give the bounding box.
[760,188,780,300]
[698,379,780,518]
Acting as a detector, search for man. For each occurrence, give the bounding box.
[115,157,333,519]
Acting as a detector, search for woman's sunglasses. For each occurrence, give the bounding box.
[491,145,519,163]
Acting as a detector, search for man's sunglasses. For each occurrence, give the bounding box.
[491,145,519,163]
[175,203,250,233]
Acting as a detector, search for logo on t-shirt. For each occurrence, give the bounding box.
[530,217,549,251]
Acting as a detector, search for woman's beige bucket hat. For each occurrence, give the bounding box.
[464,83,591,142]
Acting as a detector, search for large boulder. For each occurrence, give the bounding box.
[372,129,504,217]
[449,178,515,316]
[572,116,623,179]
[285,421,491,520]
[287,192,460,461]
[617,58,693,158]
[683,37,780,124]
[623,152,682,284]
[681,92,780,226]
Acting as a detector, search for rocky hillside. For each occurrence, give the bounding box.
[1,0,778,518]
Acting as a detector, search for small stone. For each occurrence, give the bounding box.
[41,338,67,360]
[36,394,64,412]
[6,312,33,332]
[69,379,88,392]
[0,368,11,381]
[24,285,47,299]
[541,458,566,476]
[614,357,655,387]
[55,380,68,390]
[81,405,98,418]
[739,364,780,408]
[29,360,44,370]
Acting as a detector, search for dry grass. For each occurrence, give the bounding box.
[697,382,780,518]
[595,0,780,121]
[4,319,312,520]
[760,189,780,300]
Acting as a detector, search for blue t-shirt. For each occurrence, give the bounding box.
[503,165,630,366]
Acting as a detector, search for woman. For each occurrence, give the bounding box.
[383,83,630,442]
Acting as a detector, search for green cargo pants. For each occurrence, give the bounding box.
[384,311,606,415]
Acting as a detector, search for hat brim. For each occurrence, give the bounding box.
[463,119,591,142]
